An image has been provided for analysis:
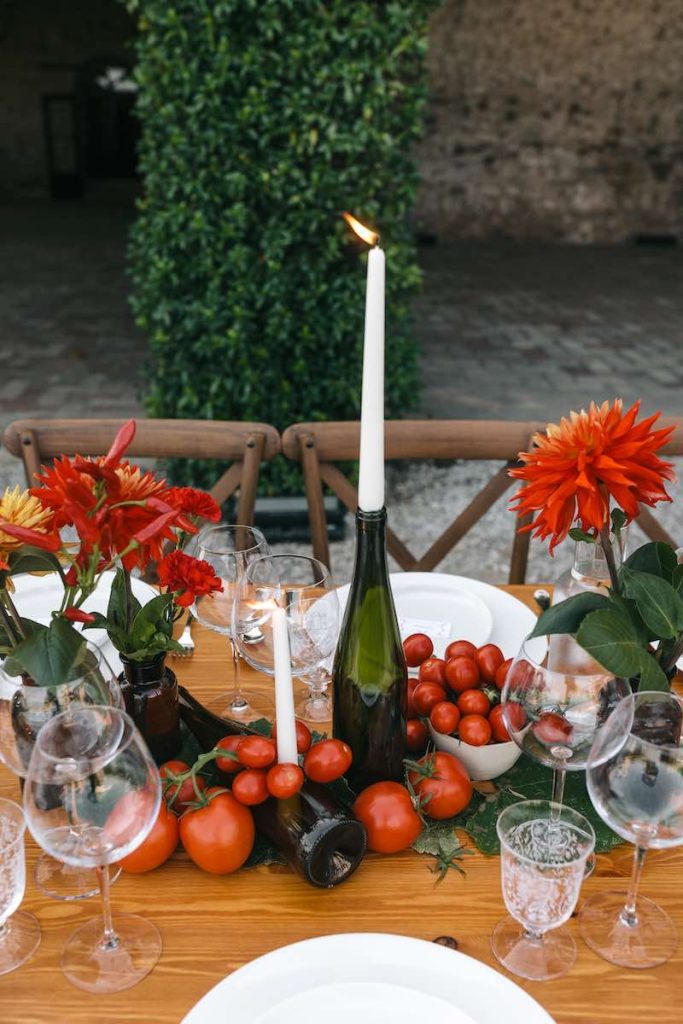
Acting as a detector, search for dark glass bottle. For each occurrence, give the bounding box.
[119,653,181,764]
[332,508,407,792]
[178,687,367,888]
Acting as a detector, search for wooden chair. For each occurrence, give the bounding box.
[2,418,281,526]
[281,420,545,583]
[634,416,683,548]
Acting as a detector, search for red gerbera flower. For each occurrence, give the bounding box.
[509,399,675,552]
[157,550,223,607]
[164,487,221,523]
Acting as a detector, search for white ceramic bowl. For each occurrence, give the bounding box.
[428,722,522,781]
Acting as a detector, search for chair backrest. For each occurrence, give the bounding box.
[2,418,281,526]
[632,417,683,548]
[281,419,545,583]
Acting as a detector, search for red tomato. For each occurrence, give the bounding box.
[237,735,276,769]
[408,752,472,820]
[120,801,179,874]
[406,718,430,752]
[179,788,255,874]
[533,712,573,746]
[353,781,423,853]
[266,763,305,799]
[503,701,527,733]
[418,658,447,687]
[160,759,206,812]
[494,657,513,690]
[445,656,480,694]
[215,736,244,775]
[459,714,492,746]
[475,644,505,684]
[489,704,511,743]
[412,681,447,716]
[232,768,270,806]
[303,739,353,783]
[272,719,312,755]
[407,677,420,718]
[429,701,461,735]
[445,639,478,661]
[458,689,491,717]
[403,633,434,667]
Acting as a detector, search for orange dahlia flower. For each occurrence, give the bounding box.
[0,486,59,571]
[509,400,675,551]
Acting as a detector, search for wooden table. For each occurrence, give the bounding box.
[2,585,681,1024]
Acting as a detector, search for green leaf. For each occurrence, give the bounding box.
[568,528,596,544]
[8,618,86,685]
[636,651,670,691]
[672,564,683,596]
[610,509,627,534]
[624,542,678,581]
[247,718,273,737]
[576,608,644,676]
[107,567,142,631]
[620,567,683,639]
[131,593,174,649]
[7,548,63,577]
[529,591,611,639]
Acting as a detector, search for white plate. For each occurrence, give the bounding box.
[181,933,555,1024]
[11,570,156,675]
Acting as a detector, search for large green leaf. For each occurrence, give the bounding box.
[131,593,174,650]
[107,567,142,632]
[7,547,63,577]
[620,567,683,639]
[7,618,86,685]
[576,609,644,677]
[529,591,610,639]
[623,542,678,581]
[636,651,670,692]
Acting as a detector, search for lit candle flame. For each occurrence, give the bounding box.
[342,211,379,247]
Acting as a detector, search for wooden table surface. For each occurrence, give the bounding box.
[1,584,681,1024]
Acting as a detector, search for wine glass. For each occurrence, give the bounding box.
[580,690,683,968]
[191,524,270,719]
[23,705,162,992]
[501,637,631,809]
[0,646,125,901]
[491,799,595,980]
[0,798,40,975]
[234,554,338,722]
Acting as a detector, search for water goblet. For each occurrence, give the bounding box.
[191,524,270,719]
[501,638,630,810]
[580,690,683,968]
[0,798,40,975]
[491,799,595,980]
[23,705,161,992]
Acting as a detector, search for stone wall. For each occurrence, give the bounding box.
[417,0,683,242]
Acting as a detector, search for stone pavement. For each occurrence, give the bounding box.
[0,200,681,583]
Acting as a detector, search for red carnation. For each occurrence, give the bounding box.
[157,550,223,608]
[164,487,221,523]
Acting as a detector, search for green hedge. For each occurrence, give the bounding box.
[125,0,439,492]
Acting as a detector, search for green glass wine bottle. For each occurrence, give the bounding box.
[332,508,407,792]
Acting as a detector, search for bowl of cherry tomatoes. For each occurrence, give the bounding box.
[404,633,522,781]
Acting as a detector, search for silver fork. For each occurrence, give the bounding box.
[172,613,195,657]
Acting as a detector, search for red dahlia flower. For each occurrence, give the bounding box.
[164,487,221,523]
[157,550,223,608]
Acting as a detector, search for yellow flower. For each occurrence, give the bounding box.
[0,486,55,572]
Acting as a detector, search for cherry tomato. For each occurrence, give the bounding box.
[429,701,461,735]
[403,633,434,667]
[533,712,573,746]
[303,739,353,783]
[353,781,422,853]
[489,704,512,743]
[459,714,492,746]
[495,657,513,690]
[232,768,270,806]
[407,677,420,718]
[272,719,312,754]
[120,801,179,874]
[445,656,480,694]
[412,681,447,716]
[445,639,478,661]
[418,658,447,687]
[179,788,255,874]
[503,701,527,733]
[266,763,305,799]
[214,736,243,775]
[406,717,430,752]
[458,689,491,717]
[160,759,206,812]
[408,752,472,820]
[476,644,505,684]
[237,735,277,769]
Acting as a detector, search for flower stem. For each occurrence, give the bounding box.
[599,525,621,592]
[0,587,25,644]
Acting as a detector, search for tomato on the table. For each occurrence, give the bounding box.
[494,657,513,690]
[459,714,492,747]
[237,735,277,769]
[266,763,305,799]
[120,801,179,874]
[406,718,430,752]
[160,759,206,812]
[403,633,434,667]
[303,739,353,783]
[503,701,527,733]
[179,789,255,874]
[418,657,448,687]
[412,681,447,716]
[408,751,472,820]
[445,656,480,694]
[352,781,422,853]
[272,719,312,754]
[458,689,490,717]
[214,736,243,774]
[445,639,478,661]
[475,644,505,684]
[429,701,461,735]
[232,768,270,806]
[489,704,512,742]
[407,677,420,718]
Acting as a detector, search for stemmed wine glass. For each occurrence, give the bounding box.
[0,798,40,975]
[23,705,161,992]
[501,637,631,810]
[191,524,270,719]
[234,554,339,722]
[581,690,683,968]
[0,646,125,901]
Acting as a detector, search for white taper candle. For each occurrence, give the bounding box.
[357,243,386,512]
[272,606,299,764]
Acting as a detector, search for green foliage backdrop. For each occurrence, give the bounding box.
[124,0,438,491]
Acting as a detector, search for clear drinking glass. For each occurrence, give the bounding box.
[0,647,124,901]
[501,638,631,809]
[234,554,338,722]
[191,524,270,719]
[491,799,595,980]
[0,798,40,975]
[23,705,161,992]
[581,690,683,968]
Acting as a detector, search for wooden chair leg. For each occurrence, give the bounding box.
[300,434,331,570]
[509,513,533,584]
[235,433,265,526]
[19,429,42,485]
